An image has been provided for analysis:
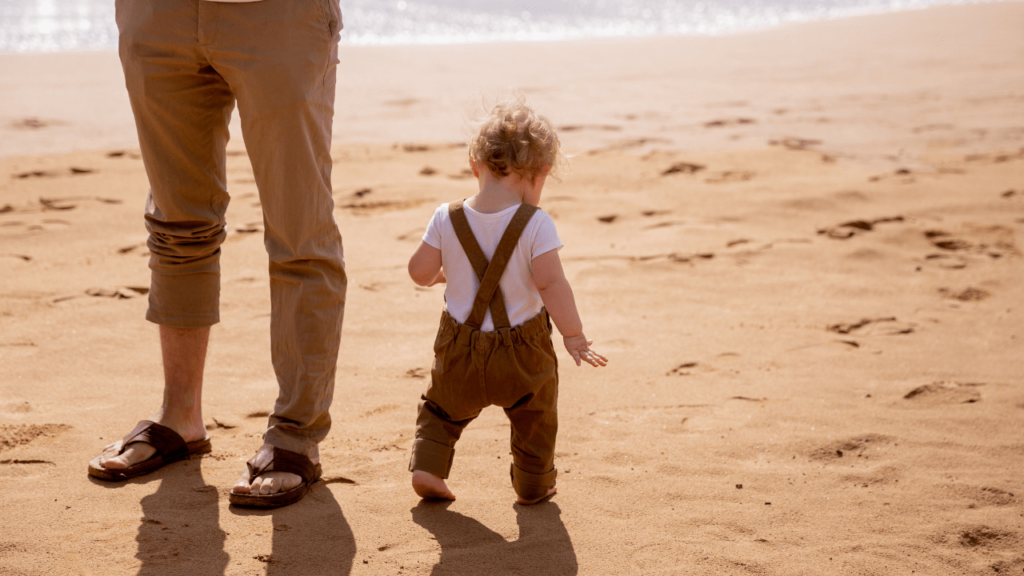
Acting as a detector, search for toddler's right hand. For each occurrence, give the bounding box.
[429,268,446,286]
[563,334,608,367]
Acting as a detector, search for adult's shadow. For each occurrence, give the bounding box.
[231,480,356,576]
[411,500,578,575]
[89,457,231,575]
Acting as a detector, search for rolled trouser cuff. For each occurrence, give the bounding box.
[510,462,557,501]
[263,427,321,461]
[409,438,455,479]
[145,270,221,328]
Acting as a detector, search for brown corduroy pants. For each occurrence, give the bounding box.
[115,0,346,458]
[409,202,559,501]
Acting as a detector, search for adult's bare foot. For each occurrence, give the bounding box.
[412,470,456,501]
[95,410,207,470]
[516,486,557,505]
[231,444,316,497]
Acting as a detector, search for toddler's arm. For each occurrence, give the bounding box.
[408,242,445,286]
[532,250,607,367]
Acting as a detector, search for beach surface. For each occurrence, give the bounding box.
[1,3,1023,574]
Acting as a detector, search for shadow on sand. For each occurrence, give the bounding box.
[230,480,356,576]
[96,456,232,575]
[90,456,354,575]
[411,499,578,575]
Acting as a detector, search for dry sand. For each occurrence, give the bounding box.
[1,2,1023,574]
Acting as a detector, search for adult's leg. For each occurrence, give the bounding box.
[99,327,210,468]
[98,0,235,469]
[203,0,347,495]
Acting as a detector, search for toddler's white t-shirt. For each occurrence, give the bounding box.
[423,202,563,332]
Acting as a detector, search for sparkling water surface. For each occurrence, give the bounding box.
[0,0,998,53]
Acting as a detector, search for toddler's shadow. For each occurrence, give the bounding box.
[411,499,578,575]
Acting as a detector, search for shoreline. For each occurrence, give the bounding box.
[1,0,1015,55]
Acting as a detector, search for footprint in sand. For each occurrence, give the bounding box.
[419,166,438,176]
[827,317,914,336]
[14,168,95,180]
[53,286,150,303]
[0,423,71,452]
[769,137,822,150]
[39,198,78,211]
[950,484,1016,507]
[964,150,1024,164]
[904,382,983,404]
[953,526,1020,550]
[339,199,427,214]
[925,230,971,251]
[666,362,698,376]
[938,287,991,302]
[10,117,52,130]
[817,216,903,240]
[704,118,756,128]
[868,168,916,183]
[117,243,149,256]
[704,170,755,184]
[924,253,968,269]
[597,215,618,224]
[229,222,263,239]
[661,162,705,176]
[808,433,894,463]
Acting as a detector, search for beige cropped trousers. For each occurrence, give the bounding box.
[116,0,346,458]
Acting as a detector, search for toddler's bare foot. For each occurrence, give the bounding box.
[412,470,456,501]
[516,486,557,505]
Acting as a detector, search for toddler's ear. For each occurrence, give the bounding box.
[469,159,480,179]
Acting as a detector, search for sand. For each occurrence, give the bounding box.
[1,2,1023,574]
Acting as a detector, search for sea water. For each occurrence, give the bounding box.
[0,0,998,53]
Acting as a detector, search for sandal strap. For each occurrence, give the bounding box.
[120,420,188,460]
[245,447,318,483]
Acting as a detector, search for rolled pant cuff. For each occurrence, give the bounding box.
[409,438,454,479]
[263,428,320,460]
[510,462,557,501]
[146,306,219,329]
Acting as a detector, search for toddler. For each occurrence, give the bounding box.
[406,97,607,505]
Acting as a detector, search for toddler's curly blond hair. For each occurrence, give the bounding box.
[469,97,561,184]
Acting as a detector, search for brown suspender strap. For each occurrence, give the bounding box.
[449,199,511,329]
[448,200,539,330]
[467,202,538,329]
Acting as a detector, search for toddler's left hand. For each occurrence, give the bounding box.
[563,334,608,367]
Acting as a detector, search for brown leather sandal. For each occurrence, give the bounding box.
[87,420,212,481]
[229,446,322,508]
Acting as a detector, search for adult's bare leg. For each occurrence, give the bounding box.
[98,326,211,469]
